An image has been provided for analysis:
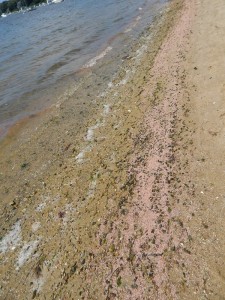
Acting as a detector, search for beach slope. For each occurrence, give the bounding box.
[1,0,225,299]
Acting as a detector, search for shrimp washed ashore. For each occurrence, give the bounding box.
[1,0,225,299]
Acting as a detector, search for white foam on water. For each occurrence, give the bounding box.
[84,46,112,68]
[133,44,148,61]
[16,240,39,269]
[0,221,22,253]
[124,15,142,33]
[124,27,132,33]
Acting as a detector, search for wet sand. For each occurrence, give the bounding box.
[1,0,225,299]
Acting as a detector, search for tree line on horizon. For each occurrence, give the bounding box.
[0,0,46,14]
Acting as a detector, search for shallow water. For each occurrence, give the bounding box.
[0,0,168,135]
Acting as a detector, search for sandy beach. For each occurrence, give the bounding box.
[1,0,225,298]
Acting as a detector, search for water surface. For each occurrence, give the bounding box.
[0,0,168,135]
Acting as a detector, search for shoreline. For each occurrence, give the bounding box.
[0,1,184,297]
[0,0,173,153]
[2,0,225,298]
[0,0,167,140]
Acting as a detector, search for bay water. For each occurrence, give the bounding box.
[0,0,168,136]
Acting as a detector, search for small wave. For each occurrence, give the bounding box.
[84,46,112,68]
[45,61,67,75]
[113,16,124,23]
[65,47,82,57]
[50,26,69,34]
[82,31,104,46]
[124,15,142,33]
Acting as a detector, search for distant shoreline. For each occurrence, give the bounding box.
[0,0,46,17]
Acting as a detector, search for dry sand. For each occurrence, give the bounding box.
[1,0,225,299]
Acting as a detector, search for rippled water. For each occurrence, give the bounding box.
[0,0,168,135]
